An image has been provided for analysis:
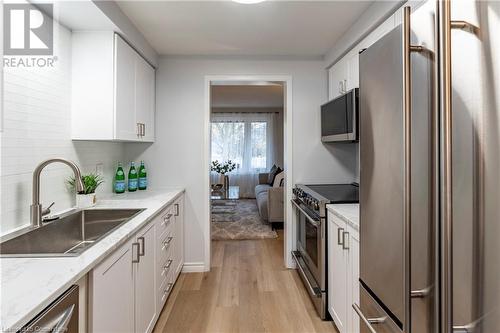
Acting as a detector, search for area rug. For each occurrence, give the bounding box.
[211,199,278,240]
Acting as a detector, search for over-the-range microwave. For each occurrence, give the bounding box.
[321,88,359,143]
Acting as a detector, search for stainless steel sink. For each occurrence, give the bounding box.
[0,208,145,257]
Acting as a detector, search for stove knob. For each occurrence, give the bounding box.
[314,202,319,210]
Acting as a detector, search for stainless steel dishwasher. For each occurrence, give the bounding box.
[19,285,79,333]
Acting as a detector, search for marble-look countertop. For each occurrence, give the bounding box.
[0,188,184,332]
[326,203,359,231]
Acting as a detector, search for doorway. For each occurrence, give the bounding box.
[203,75,294,270]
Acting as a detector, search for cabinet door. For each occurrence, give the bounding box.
[349,229,360,333]
[135,54,155,142]
[173,196,184,277]
[135,223,157,333]
[347,53,359,90]
[328,58,349,100]
[90,238,135,333]
[328,215,348,333]
[114,34,138,141]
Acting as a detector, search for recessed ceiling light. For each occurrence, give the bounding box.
[232,0,267,4]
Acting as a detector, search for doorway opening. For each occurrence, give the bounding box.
[204,75,294,270]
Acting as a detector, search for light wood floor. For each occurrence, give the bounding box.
[152,231,339,333]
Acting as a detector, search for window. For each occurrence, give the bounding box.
[210,114,273,174]
[211,122,245,168]
[250,122,267,169]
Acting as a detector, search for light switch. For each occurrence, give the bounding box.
[95,163,104,175]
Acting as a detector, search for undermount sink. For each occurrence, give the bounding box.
[0,208,145,257]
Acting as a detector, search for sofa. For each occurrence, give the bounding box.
[255,173,284,229]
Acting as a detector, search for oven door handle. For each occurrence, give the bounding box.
[291,199,321,227]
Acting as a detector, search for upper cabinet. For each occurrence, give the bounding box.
[327,12,399,101]
[72,32,155,142]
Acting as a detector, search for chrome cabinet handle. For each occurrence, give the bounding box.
[166,259,173,269]
[337,227,344,246]
[136,123,141,136]
[166,282,173,293]
[342,231,349,250]
[138,236,145,256]
[142,123,145,136]
[352,303,386,333]
[338,81,343,93]
[343,79,347,92]
[132,242,140,263]
[174,203,180,216]
[163,237,173,250]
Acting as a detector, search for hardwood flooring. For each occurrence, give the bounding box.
[153,231,339,333]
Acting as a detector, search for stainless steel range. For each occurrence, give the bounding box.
[291,183,359,319]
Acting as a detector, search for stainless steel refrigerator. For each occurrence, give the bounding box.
[356,1,500,332]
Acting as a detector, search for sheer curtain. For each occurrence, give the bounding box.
[210,112,281,198]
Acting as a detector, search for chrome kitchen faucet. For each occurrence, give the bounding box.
[30,158,84,228]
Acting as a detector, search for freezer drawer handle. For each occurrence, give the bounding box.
[352,303,386,333]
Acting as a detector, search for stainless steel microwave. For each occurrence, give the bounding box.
[321,88,359,143]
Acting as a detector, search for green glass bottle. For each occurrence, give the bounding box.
[138,161,147,190]
[128,162,138,192]
[114,163,125,194]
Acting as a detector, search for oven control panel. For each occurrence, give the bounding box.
[293,187,320,211]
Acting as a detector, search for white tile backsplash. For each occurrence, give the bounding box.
[1,22,125,234]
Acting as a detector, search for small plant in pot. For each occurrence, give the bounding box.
[67,173,104,208]
[211,160,236,190]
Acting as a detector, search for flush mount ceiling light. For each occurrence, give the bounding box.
[232,0,267,4]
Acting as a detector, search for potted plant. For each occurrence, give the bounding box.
[211,160,236,190]
[67,173,104,208]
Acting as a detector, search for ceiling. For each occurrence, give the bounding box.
[116,1,373,57]
[211,84,284,108]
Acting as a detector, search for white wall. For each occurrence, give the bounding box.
[125,57,359,268]
[1,21,125,234]
[323,1,405,68]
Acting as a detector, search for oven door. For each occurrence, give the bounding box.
[292,199,324,289]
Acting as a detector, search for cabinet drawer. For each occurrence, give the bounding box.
[157,271,174,311]
[157,254,174,289]
[156,208,174,236]
[157,230,174,265]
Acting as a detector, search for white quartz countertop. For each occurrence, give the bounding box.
[326,203,359,231]
[0,188,184,332]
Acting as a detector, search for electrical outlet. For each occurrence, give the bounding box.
[95,163,104,175]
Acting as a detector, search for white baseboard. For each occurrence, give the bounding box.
[181,262,207,273]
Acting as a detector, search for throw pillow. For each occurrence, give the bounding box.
[268,166,282,185]
[273,171,285,187]
[267,165,278,184]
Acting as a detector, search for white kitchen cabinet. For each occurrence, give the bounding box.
[90,224,156,333]
[89,194,185,333]
[327,211,360,333]
[89,237,135,333]
[135,223,157,333]
[72,32,155,142]
[328,57,348,100]
[173,196,184,277]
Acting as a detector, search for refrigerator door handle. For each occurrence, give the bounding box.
[438,2,480,331]
[403,6,424,329]
[352,303,386,333]
[410,285,432,298]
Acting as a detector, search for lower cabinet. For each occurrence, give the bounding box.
[135,223,157,333]
[89,194,185,333]
[327,211,360,333]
